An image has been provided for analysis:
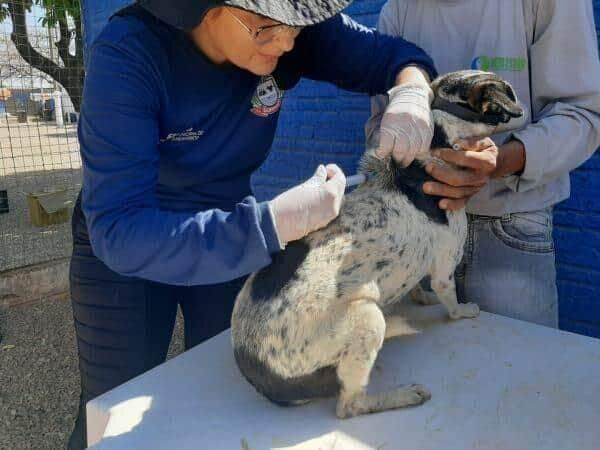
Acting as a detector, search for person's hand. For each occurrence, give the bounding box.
[376,82,434,167]
[269,164,346,245]
[423,137,499,210]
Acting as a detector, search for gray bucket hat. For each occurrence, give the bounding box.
[137,0,352,31]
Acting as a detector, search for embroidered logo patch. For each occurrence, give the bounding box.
[160,128,205,143]
[251,75,283,117]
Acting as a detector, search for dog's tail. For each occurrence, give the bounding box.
[234,347,340,407]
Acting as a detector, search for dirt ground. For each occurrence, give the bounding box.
[0,295,184,450]
[0,115,81,272]
[0,114,186,449]
[0,114,80,177]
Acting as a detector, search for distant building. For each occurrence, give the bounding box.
[1,87,77,123]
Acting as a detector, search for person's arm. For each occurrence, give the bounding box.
[504,0,600,191]
[280,12,436,96]
[280,12,437,166]
[80,38,286,286]
[365,0,407,150]
[394,0,600,209]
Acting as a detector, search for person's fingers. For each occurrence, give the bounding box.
[425,162,489,187]
[432,148,497,173]
[324,164,346,193]
[454,137,495,151]
[376,130,395,159]
[439,197,469,211]
[422,181,482,199]
[325,164,345,182]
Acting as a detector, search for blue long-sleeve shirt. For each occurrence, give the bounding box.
[79,6,436,285]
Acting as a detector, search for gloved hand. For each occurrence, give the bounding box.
[376,82,435,167]
[269,164,346,246]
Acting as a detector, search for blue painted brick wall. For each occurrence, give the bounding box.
[81,0,600,337]
[252,0,386,200]
[554,0,600,338]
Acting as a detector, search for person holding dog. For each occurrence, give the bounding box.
[367,0,600,328]
[68,0,439,447]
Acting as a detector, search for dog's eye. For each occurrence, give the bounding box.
[504,86,517,102]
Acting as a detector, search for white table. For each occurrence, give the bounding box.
[87,307,600,449]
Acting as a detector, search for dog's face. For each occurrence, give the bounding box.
[431,70,524,126]
[428,70,527,149]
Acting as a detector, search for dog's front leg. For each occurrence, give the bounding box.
[430,257,479,320]
[408,283,439,306]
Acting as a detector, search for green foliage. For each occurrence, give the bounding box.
[0,4,11,23]
[0,1,81,28]
[36,0,81,27]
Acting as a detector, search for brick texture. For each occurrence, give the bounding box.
[554,0,600,337]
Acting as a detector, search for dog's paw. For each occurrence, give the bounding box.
[336,397,361,419]
[402,384,432,404]
[336,384,432,418]
[449,302,480,319]
[387,383,432,408]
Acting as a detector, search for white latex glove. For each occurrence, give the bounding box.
[377,82,435,167]
[269,164,346,246]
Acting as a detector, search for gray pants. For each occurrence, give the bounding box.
[455,208,559,328]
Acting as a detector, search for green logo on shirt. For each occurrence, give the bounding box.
[472,56,527,72]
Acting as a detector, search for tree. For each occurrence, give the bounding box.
[1,1,83,111]
[0,32,55,85]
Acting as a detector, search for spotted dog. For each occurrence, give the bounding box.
[231,70,525,418]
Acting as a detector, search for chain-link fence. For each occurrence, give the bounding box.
[0,1,83,272]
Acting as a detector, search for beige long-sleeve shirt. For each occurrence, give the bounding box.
[367,0,600,216]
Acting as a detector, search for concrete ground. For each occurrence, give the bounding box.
[0,296,185,450]
[0,114,186,450]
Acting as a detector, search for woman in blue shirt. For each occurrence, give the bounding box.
[69,0,437,447]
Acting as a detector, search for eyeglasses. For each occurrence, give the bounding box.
[225,7,303,45]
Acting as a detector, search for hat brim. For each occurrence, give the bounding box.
[224,0,352,26]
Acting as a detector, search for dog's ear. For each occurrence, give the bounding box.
[471,81,524,123]
[432,71,523,117]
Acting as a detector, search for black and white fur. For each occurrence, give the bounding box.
[231,70,525,418]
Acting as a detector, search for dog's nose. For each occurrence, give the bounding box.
[509,102,525,118]
[494,105,528,133]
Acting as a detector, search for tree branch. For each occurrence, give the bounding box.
[8,0,62,81]
[56,13,72,66]
[6,0,85,111]
[73,12,82,60]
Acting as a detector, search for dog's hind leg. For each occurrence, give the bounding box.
[430,256,479,320]
[335,302,430,418]
[384,314,419,339]
[408,282,439,306]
